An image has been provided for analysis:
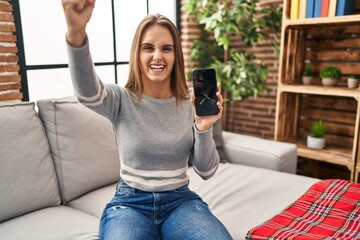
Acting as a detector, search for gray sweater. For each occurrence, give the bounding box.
[67,40,219,192]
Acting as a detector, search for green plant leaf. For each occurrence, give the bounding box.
[320,66,342,79]
[184,0,282,102]
[310,120,327,138]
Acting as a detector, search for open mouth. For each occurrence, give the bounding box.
[150,65,165,71]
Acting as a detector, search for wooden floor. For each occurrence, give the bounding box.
[297,157,351,181]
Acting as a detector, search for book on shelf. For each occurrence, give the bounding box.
[328,0,337,17]
[321,0,330,17]
[306,0,315,17]
[299,0,307,18]
[291,0,300,19]
[314,0,322,17]
[336,0,356,16]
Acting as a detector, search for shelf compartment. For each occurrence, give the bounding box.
[279,24,360,86]
[275,92,359,179]
[284,0,360,25]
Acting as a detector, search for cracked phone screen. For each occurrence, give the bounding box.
[192,68,219,116]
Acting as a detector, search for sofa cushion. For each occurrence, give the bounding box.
[68,183,117,218]
[0,206,99,240]
[37,97,120,204]
[188,163,319,240]
[0,102,60,223]
[222,131,298,173]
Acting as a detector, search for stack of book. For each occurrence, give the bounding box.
[290,0,356,19]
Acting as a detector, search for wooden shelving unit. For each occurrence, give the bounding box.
[274,0,360,182]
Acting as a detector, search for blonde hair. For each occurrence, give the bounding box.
[124,14,189,104]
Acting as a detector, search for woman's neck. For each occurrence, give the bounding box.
[143,82,173,99]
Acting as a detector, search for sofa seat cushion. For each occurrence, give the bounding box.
[0,206,99,240]
[0,102,60,223]
[67,183,117,218]
[188,163,319,240]
[222,131,298,173]
[37,97,120,204]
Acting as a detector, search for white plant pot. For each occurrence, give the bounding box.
[321,77,338,86]
[302,76,312,85]
[307,135,325,150]
[347,77,360,89]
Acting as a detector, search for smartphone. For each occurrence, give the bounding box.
[192,68,219,116]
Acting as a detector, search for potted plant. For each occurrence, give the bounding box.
[302,64,313,85]
[347,75,360,89]
[319,66,341,86]
[307,120,327,150]
[184,0,282,101]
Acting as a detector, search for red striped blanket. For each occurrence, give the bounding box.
[246,179,360,239]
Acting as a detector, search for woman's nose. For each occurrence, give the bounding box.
[153,49,162,61]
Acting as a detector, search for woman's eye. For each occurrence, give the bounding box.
[163,46,173,52]
[143,45,154,51]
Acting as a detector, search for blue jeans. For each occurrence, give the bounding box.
[99,180,232,240]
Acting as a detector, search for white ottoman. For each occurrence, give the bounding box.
[222,131,297,174]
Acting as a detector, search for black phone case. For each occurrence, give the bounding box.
[192,68,219,116]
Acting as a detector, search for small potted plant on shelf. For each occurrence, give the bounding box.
[302,64,313,85]
[347,75,360,89]
[319,66,342,87]
[307,120,327,150]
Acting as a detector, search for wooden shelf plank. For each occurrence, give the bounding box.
[284,15,360,27]
[278,84,360,98]
[296,142,353,168]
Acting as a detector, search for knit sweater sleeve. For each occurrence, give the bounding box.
[192,125,220,180]
[66,38,121,124]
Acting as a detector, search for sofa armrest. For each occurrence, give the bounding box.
[222,131,297,174]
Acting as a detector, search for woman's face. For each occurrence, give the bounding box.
[139,24,175,87]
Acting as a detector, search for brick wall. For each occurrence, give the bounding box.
[180,0,283,139]
[0,0,21,102]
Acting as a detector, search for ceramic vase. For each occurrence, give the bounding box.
[302,76,312,85]
[307,135,325,150]
[347,77,360,89]
[321,77,338,87]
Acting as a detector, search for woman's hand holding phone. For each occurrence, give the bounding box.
[191,82,223,132]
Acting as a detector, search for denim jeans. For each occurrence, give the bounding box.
[99,180,232,240]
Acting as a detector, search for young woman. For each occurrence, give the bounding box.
[61,0,232,239]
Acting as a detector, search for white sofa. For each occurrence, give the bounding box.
[0,97,319,240]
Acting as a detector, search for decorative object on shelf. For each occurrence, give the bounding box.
[319,66,342,86]
[336,0,356,16]
[307,120,327,149]
[347,75,360,89]
[306,0,316,18]
[313,0,322,18]
[299,0,307,19]
[321,0,330,17]
[302,64,313,85]
[290,0,300,19]
[328,0,337,17]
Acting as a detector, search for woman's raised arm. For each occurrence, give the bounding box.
[61,0,95,47]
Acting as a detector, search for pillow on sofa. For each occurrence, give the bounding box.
[0,102,60,223]
[37,97,120,204]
